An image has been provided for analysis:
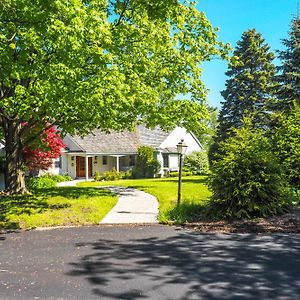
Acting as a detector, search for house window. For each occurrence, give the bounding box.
[102,156,108,165]
[129,155,135,166]
[54,157,61,168]
[163,154,169,168]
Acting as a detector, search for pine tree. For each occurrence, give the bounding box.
[275,17,300,111]
[216,29,277,143]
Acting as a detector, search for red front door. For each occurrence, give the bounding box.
[76,157,92,178]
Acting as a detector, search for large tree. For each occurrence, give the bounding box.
[215,29,276,143]
[275,17,300,111]
[0,0,228,193]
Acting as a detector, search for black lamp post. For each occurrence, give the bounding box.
[177,139,188,205]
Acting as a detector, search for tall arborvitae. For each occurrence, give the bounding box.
[216,29,277,143]
[275,17,300,111]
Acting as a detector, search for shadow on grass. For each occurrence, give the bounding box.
[0,187,112,230]
[35,186,113,199]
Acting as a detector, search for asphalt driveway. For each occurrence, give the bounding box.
[0,226,299,299]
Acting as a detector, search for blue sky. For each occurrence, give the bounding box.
[197,0,298,108]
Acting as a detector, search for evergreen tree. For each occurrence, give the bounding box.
[275,17,300,111]
[216,29,276,143]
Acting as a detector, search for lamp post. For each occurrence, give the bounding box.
[177,139,188,205]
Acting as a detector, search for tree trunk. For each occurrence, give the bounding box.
[4,120,28,194]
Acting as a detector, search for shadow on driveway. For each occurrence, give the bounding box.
[67,229,300,299]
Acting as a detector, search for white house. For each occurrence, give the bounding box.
[54,125,202,179]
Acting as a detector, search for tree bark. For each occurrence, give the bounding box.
[3,120,28,194]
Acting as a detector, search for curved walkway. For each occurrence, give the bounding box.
[100,186,159,224]
[57,180,159,224]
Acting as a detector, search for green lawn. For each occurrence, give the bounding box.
[78,176,211,223]
[0,187,117,230]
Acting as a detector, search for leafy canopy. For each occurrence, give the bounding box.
[0,0,229,137]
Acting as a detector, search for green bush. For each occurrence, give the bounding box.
[209,119,291,219]
[102,168,123,181]
[132,146,160,178]
[169,171,193,177]
[48,174,73,182]
[183,151,209,174]
[94,171,101,181]
[27,174,72,191]
[27,176,57,191]
[122,169,133,179]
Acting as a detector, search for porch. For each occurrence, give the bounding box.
[64,154,136,180]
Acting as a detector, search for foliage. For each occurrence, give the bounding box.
[132,146,160,178]
[23,126,65,172]
[275,17,300,111]
[273,103,300,188]
[78,176,211,224]
[209,119,291,219]
[216,29,276,144]
[94,171,101,181]
[94,169,132,181]
[197,106,219,150]
[48,174,73,183]
[27,176,57,191]
[0,187,117,229]
[169,171,193,177]
[102,168,123,181]
[27,174,72,191]
[0,0,229,193]
[183,151,209,175]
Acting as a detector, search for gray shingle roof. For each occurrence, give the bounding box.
[67,125,170,154]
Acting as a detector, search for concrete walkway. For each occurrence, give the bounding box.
[57,179,93,187]
[100,186,159,224]
[57,180,159,224]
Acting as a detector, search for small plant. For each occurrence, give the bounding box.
[94,171,101,181]
[102,168,122,181]
[26,174,72,191]
[27,176,57,191]
[48,174,73,182]
[169,171,193,177]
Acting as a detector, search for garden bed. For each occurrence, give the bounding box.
[184,207,300,233]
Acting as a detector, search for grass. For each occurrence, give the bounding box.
[78,176,212,224]
[0,187,117,230]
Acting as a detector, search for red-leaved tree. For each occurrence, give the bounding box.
[23,126,65,173]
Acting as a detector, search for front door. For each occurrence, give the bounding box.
[76,157,92,178]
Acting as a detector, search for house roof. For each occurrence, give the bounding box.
[67,125,170,155]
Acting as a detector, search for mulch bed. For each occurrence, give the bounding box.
[184,207,300,233]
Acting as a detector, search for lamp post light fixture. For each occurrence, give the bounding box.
[177,139,188,205]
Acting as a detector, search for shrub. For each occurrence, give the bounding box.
[94,171,101,181]
[183,151,209,174]
[102,168,123,181]
[49,174,73,182]
[122,169,133,179]
[27,174,72,191]
[132,146,160,178]
[169,171,193,177]
[209,118,291,219]
[27,176,57,191]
